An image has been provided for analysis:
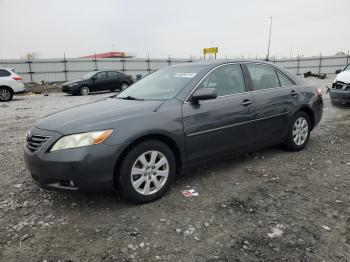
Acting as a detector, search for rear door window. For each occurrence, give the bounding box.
[246,63,280,90]
[0,69,11,77]
[108,71,119,78]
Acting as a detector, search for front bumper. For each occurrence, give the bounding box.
[23,126,122,194]
[329,89,350,104]
[61,85,79,94]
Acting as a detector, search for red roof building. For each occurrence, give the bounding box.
[81,52,134,59]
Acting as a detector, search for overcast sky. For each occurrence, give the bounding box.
[0,0,349,59]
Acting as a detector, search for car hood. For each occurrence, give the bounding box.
[34,98,164,134]
[62,79,83,86]
[335,71,350,84]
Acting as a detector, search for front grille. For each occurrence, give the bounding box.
[26,135,51,153]
[333,81,350,91]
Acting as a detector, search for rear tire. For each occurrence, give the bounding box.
[0,87,13,102]
[117,140,176,204]
[80,85,90,96]
[284,111,311,151]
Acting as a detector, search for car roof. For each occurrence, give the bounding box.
[171,59,306,85]
[95,70,121,73]
[170,59,275,68]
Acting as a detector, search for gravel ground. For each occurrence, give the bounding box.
[0,78,349,262]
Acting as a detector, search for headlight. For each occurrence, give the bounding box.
[50,129,113,152]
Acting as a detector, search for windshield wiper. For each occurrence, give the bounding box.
[118,96,144,101]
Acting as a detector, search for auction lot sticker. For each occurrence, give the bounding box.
[174,73,197,78]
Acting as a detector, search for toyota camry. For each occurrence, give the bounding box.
[24,60,323,203]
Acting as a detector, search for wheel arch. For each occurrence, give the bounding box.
[0,85,14,93]
[297,106,315,130]
[113,133,183,186]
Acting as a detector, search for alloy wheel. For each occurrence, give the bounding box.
[0,89,11,101]
[292,116,309,146]
[80,86,90,95]
[130,150,169,195]
[121,83,128,90]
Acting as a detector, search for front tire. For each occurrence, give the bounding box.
[117,140,176,204]
[120,82,129,91]
[285,111,311,151]
[80,85,90,96]
[0,87,13,102]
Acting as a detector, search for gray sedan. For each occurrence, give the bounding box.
[24,60,323,203]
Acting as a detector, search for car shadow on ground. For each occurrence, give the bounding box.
[31,145,290,211]
[331,102,350,108]
[8,97,26,102]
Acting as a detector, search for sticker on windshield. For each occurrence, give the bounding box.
[174,73,197,78]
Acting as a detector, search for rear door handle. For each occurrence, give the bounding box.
[240,99,252,107]
[290,90,298,96]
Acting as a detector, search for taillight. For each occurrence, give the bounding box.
[316,87,322,96]
[12,76,23,82]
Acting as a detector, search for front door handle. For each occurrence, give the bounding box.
[290,90,298,96]
[240,99,252,107]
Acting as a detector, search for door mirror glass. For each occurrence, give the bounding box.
[335,69,342,74]
[191,88,217,102]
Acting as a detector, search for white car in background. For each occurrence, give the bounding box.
[0,68,26,102]
[328,63,350,105]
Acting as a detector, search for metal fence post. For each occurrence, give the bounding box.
[62,53,68,81]
[146,53,151,73]
[346,50,349,65]
[318,53,322,74]
[167,55,171,66]
[26,54,34,83]
[93,53,98,71]
[121,58,125,72]
[296,55,300,75]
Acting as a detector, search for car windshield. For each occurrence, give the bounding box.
[117,66,205,100]
[81,71,97,79]
[344,64,350,71]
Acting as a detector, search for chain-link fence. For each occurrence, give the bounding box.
[0,55,349,83]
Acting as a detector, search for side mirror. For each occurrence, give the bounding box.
[335,69,342,74]
[191,88,217,103]
[91,77,97,81]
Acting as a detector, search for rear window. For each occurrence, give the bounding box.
[246,63,280,90]
[0,69,11,77]
[277,71,294,86]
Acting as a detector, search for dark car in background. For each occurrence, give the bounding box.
[329,63,350,105]
[61,70,133,95]
[24,60,323,203]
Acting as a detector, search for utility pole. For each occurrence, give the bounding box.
[266,17,272,61]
